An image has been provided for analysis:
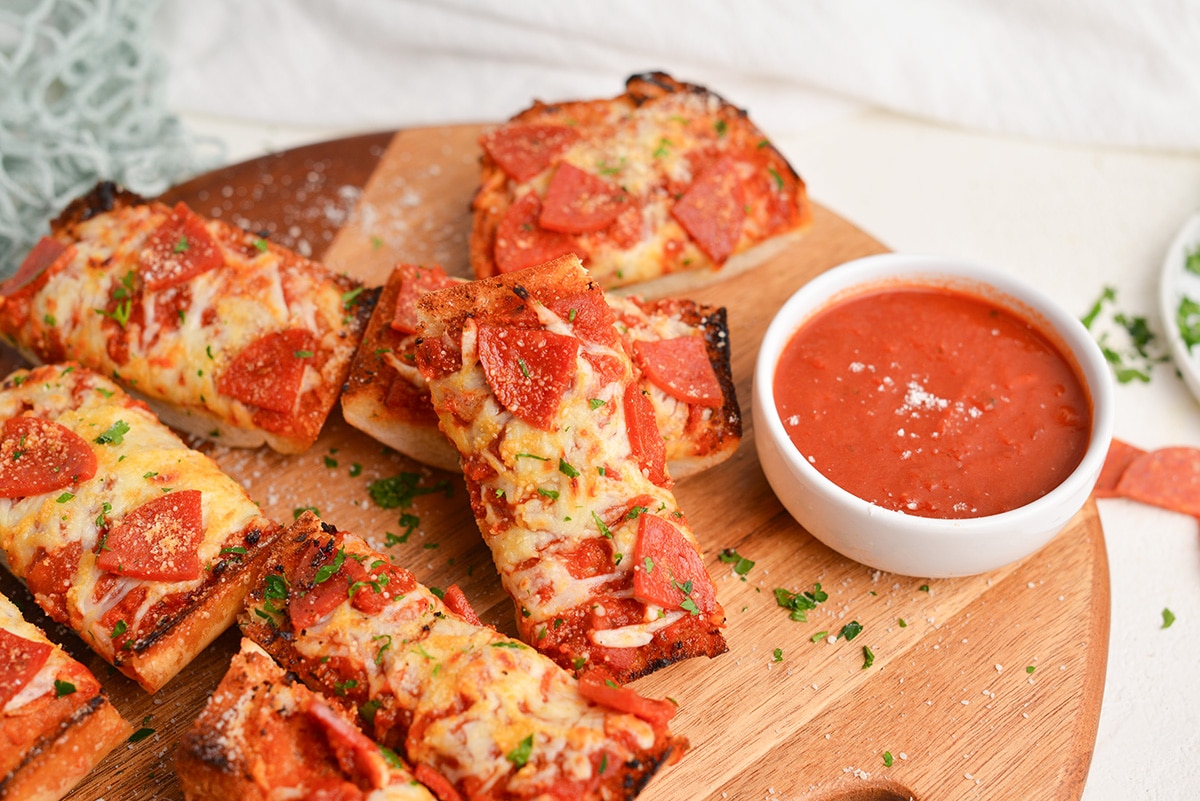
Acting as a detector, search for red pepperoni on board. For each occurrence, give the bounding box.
[1,236,68,296]
[633,336,723,406]
[1093,438,1147,499]
[631,513,717,616]
[670,156,746,264]
[623,383,668,487]
[390,264,457,334]
[477,323,579,430]
[139,202,224,291]
[216,328,316,413]
[481,123,580,182]
[0,628,53,708]
[493,193,579,275]
[1114,447,1200,517]
[0,416,98,498]
[539,163,629,234]
[96,490,205,582]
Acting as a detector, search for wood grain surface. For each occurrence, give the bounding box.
[5,123,1107,801]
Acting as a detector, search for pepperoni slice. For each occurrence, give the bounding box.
[633,336,723,406]
[0,628,53,708]
[441,584,484,626]
[139,202,224,291]
[539,163,629,234]
[305,699,390,789]
[671,156,746,264]
[1114,447,1200,516]
[349,559,416,616]
[481,123,580,182]
[390,264,457,334]
[216,328,315,413]
[623,384,668,487]
[96,490,204,582]
[494,193,579,275]
[287,540,354,632]
[544,288,618,347]
[576,671,677,731]
[631,513,717,615]
[477,323,578,429]
[0,416,98,498]
[413,763,465,801]
[563,538,614,580]
[1094,438,1146,498]
[1,236,67,296]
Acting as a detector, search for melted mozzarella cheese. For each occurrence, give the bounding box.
[0,367,269,659]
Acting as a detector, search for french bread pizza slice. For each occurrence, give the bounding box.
[0,363,282,692]
[0,590,131,801]
[341,263,741,476]
[240,513,685,801]
[176,638,435,801]
[415,255,727,682]
[0,182,375,454]
[471,71,811,297]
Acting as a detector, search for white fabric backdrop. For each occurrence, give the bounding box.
[155,0,1200,152]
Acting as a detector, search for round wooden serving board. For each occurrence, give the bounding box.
[10,124,1107,801]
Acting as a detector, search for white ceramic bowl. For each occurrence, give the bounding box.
[753,253,1115,578]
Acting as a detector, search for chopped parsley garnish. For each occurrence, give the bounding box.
[588,398,605,410]
[883,751,895,767]
[1177,295,1200,352]
[1083,285,1169,380]
[294,349,314,359]
[506,734,534,768]
[95,270,135,329]
[368,472,452,509]
[537,487,559,500]
[772,647,783,662]
[839,621,864,641]
[379,746,404,769]
[558,458,580,478]
[128,727,155,743]
[861,644,875,669]
[312,548,346,584]
[55,492,74,503]
[293,505,320,519]
[898,618,908,628]
[918,584,930,593]
[110,619,127,638]
[324,455,338,468]
[591,510,612,538]
[515,452,548,461]
[359,699,382,723]
[253,237,269,252]
[1187,245,1200,276]
[1162,607,1176,629]
[767,165,784,190]
[95,501,112,530]
[718,547,755,578]
[774,583,828,622]
[714,119,727,137]
[173,235,189,253]
[1026,665,1036,674]
[349,462,362,477]
[94,419,130,445]
[518,358,531,378]
[54,678,76,697]
[333,678,358,696]
[810,630,828,642]
[652,137,672,158]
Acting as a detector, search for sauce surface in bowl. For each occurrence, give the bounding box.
[773,286,1091,519]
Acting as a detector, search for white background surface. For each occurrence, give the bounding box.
[158,2,1200,796]
[182,102,1200,801]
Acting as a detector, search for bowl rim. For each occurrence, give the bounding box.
[753,252,1116,535]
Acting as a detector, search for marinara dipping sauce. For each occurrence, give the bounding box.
[773,286,1092,519]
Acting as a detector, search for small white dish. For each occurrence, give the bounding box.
[1158,212,1200,404]
[753,253,1115,578]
